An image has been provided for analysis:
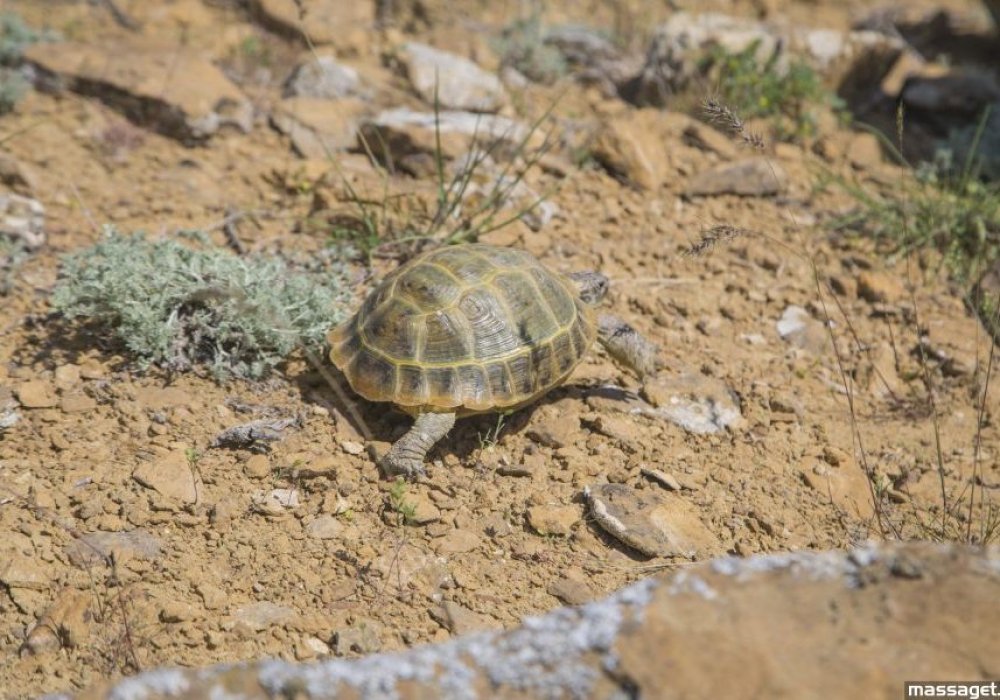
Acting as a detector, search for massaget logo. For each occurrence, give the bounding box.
[905,682,1000,699]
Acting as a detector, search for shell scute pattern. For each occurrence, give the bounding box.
[329,245,596,413]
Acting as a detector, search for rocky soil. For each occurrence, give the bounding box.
[1,0,998,698]
[79,542,1000,700]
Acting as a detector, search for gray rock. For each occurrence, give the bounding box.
[65,529,163,568]
[777,305,830,355]
[360,108,535,163]
[686,157,787,197]
[271,97,368,158]
[230,602,296,632]
[0,193,44,250]
[24,42,252,142]
[71,544,1000,700]
[641,374,743,434]
[284,56,364,99]
[399,42,507,113]
[585,483,720,558]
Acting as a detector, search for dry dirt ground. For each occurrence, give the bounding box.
[0,0,998,697]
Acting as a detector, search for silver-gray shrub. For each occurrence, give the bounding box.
[51,228,353,380]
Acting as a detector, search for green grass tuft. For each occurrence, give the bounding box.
[830,150,1000,284]
[699,39,842,142]
[51,228,352,379]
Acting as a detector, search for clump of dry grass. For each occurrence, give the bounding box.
[699,97,998,545]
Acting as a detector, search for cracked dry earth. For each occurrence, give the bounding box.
[1,0,999,698]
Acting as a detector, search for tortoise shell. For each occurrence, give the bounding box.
[328,244,596,414]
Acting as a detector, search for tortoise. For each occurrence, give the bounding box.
[328,244,658,477]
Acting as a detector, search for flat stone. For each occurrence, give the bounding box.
[686,157,787,197]
[60,393,96,413]
[305,514,343,540]
[134,386,193,410]
[429,601,500,635]
[526,408,580,448]
[586,483,720,558]
[1,554,50,590]
[641,468,683,491]
[340,440,365,456]
[271,97,369,158]
[776,305,831,354]
[64,529,163,568]
[406,494,441,525]
[16,381,57,408]
[252,488,301,517]
[641,374,743,434]
[527,505,580,536]
[360,108,537,163]
[547,575,594,605]
[133,451,199,504]
[435,529,480,555]
[592,108,673,190]
[284,55,364,99]
[53,364,81,389]
[399,42,507,112]
[25,42,252,142]
[244,454,271,479]
[231,601,296,632]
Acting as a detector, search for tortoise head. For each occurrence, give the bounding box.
[566,271,609,306]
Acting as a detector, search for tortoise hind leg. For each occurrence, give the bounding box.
[380,411,457,478]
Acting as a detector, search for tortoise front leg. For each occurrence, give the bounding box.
[380,411,457,478]
[597,314,660,380]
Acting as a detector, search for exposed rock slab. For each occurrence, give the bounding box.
[585,483,720,558]
[686,157,787,197]
[284,55,364,99]
[75,543,1000,700]
[24,42,252,143]
[641,373,743,434]
[398,42,507,112]
[360,108,537,164]
[270,97,369,158]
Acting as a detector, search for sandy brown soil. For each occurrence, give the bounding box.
[1,1,998,698]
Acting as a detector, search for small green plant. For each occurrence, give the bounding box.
[0,13,58,115]
[477,413,507,451]
[699,39,842,142]
[387,477,417,525]
[0,13,57,64]
[0,234,28,295]
[494,15,568,85]
[0,67,26,114]
[829,141,1000,285]
[51,228,352,379]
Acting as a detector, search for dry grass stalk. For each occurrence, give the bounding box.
[702,97,766,150]
[684,224,755,257]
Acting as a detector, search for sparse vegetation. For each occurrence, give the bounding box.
[51,228,352,379]
[0,12,57,114]
[698,39,842,142]
[387,477,417,525]
[494,14,568,85]
[829,124,1000,284]
[310,100,557,262]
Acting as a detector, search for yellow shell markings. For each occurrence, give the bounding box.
[328,245,596,413]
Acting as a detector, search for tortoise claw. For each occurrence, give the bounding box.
[379,453,427,480]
